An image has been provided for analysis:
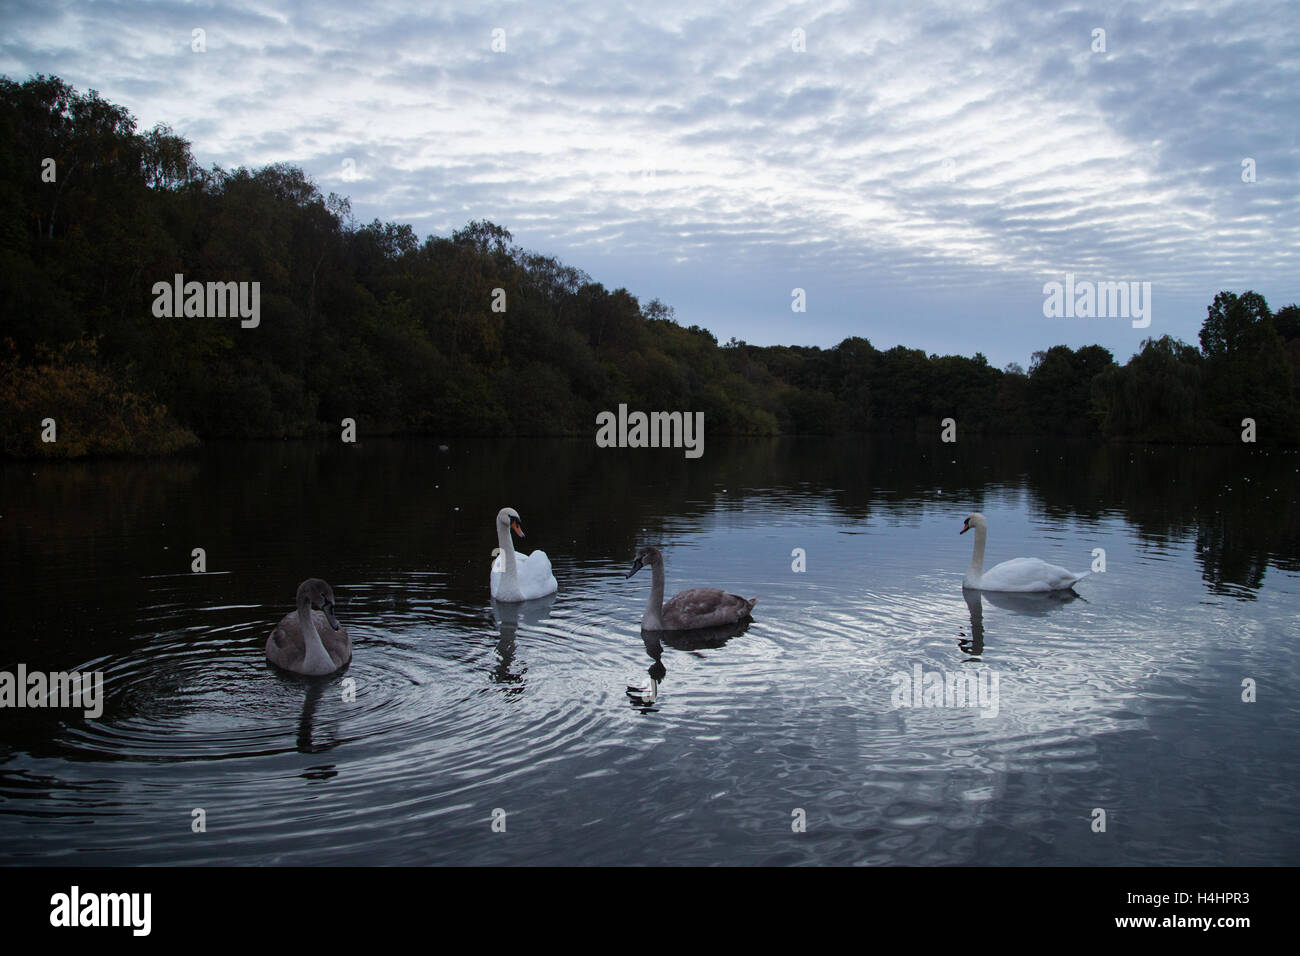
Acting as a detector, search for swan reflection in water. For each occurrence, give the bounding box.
[265,664,350,760]
[490,593,556,692]
[960,587,1082,659]
[627,619,752,711]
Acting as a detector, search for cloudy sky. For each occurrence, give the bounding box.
[3,0,1297,367]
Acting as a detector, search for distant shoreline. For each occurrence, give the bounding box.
[4,429,1295,463]
[4,78,1298,459]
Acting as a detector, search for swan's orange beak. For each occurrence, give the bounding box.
[510,518,524,537]
[960,520,970,534]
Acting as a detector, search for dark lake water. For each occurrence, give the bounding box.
[1,436,1297,865]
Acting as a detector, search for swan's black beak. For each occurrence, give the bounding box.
[323,602,341,631]
[511,518,525,538]
[626,557,645,578]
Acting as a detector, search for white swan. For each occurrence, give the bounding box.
[626,546,757,631]
[960,513,1089,592]
[490,507,558,602]
[265,578,352,675]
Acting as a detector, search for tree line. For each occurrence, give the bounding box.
[2,76,1297,457]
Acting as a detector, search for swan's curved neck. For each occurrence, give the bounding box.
[496,522,518,581]
[643,561,665,630]
[967,525,987,580]
[298,604,334,674]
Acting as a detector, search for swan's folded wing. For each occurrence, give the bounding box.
[981,557,1086,592]
[266,613,303,666]
[520,549,553,577]
[516,549,558,598]
[662,587,756,629]
[1035,562,1088,590]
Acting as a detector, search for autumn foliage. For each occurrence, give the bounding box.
[0,337,198,458]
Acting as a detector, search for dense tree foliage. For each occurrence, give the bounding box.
[2,77,1297,456]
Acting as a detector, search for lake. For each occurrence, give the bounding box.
[1,436,1297,865]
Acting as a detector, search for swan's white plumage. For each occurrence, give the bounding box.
[490,507,558,602]
[961,513,1089,592]
[490,547,557,601]
[968,556,1089,592]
